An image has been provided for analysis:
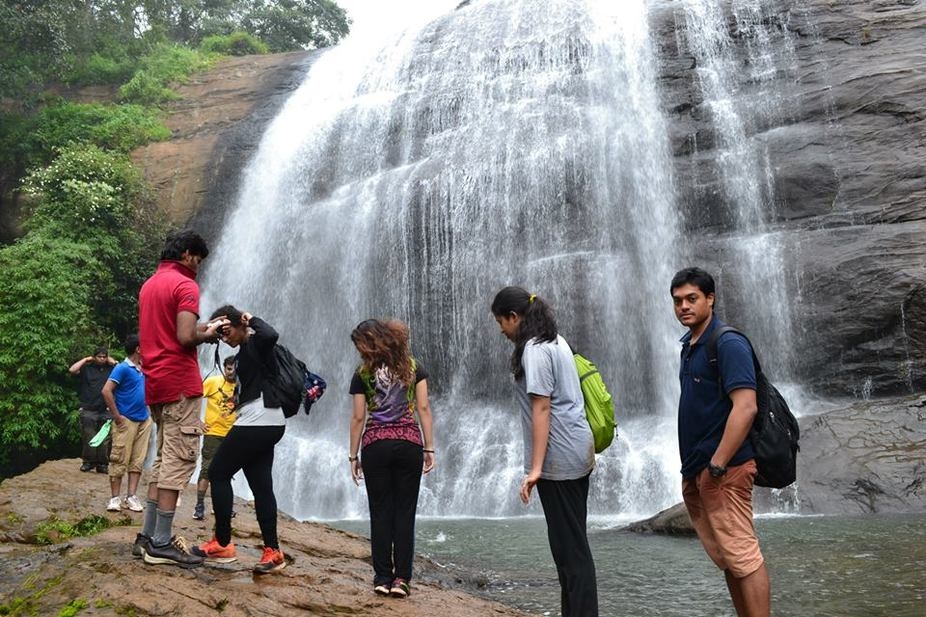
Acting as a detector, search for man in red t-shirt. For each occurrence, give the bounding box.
[134,230,227,568]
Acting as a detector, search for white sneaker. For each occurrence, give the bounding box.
[106,496,122,512]
[124,495,144,512]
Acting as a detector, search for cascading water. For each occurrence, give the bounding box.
[202,0,797,521]
[674,0,798,378]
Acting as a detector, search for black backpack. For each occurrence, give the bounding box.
[265,344,326,418]
[706,326,800,489]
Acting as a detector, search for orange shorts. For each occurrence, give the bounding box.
[682,459,764,578]
[148,397,203,491]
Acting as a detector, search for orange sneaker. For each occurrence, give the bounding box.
[253,546,286,574]
[191,536,237,563]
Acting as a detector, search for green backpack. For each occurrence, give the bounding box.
[574,353,616,453]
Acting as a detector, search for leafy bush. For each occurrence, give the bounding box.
[22,102,170,167]
[23,145,145,236]
[119,44,212,105]
[200,31,269,56]
[118,70,179,106]
[66,52,138,86]
[0,235,103,466]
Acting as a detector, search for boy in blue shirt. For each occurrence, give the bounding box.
[101,334,153,513]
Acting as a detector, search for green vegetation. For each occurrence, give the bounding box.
[0,145,166,476]
[35,515,128,545]
[57,598,87,617]
[0,575,63,616]
[201,32,270,57]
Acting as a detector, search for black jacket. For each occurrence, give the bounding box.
[235,316,280,408]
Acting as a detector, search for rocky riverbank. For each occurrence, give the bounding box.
[0,459,527,617]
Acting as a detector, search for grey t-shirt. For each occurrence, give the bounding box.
[514,335,595,481]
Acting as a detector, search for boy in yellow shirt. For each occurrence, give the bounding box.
[194,356,237,520]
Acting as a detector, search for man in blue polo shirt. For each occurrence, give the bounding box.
[101,334,153,514]
[671,267,770,617]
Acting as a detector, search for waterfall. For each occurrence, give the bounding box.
[202,0,795,521]
[674,0,799,379]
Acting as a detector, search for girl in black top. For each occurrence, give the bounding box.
[192,305,287,574]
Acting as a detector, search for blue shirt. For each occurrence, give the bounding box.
[108,359,149,422]
[678,317,756,479]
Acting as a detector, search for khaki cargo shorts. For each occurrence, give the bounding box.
[148,397,203,491]
[682,459,764,578]
[109,416,153,477]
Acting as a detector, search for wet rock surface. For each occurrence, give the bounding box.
[652,0,926,396]
[0,459,528,617]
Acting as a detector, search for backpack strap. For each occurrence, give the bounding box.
[705,325,762,394]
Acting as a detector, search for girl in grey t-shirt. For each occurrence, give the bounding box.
[491,286,598,617]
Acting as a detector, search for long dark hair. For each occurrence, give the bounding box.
[491,286,558,379]
[350,319,414,385]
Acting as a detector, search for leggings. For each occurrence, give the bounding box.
[208,424,285,548]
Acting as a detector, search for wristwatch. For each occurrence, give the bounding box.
[708,462,727,478]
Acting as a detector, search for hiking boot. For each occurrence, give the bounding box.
[124,495,144,512]
[96,464,109,474]
[106,496,122,512]
[143,536,203,568]
[79,462,94,472]
[389,579,410,598]
[374,583,391,596]
[191,537,237,563]
[132,533,150,558]
[253,547,285,574]
[193,502,205,520]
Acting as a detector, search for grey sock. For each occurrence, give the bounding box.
[141,499,158,538]
[151,509,175,547]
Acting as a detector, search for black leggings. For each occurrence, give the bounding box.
[537,474,599,617]
[208,424,285,548]
[361,439,423,585]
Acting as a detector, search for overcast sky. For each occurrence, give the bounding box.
[336,0,461,39]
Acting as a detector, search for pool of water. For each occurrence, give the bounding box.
[332,513,926,616]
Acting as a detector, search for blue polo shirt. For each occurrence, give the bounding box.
[108,359,149,422]
[678,317,756,479]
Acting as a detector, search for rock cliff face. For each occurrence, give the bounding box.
[651,0,926,396]
[131,50,315,227]
[0,460,527,617]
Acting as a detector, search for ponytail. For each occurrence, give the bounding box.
[491,286,558,379]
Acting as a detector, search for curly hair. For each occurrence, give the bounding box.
[350,319,414,385]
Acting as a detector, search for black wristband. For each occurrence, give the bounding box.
[708,462,727,478]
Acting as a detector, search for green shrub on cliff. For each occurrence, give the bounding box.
[201,32,269,56]
[119,43,213,105]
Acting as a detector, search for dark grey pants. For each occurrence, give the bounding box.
[79,408,111,465]
[537,473,599,617]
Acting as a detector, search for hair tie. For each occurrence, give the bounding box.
[528,294,536,304]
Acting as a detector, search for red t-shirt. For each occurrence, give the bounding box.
[138,261,203,404]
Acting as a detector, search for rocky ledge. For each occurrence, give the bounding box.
[0,459,527,617]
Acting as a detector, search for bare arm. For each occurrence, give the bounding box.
[520,394,551,504]
[416,379,435,473]
[710,387,758,469]
[101,380,124,426]
[68,356,92,375]
[349,394,367,485]
[176,311,226,347]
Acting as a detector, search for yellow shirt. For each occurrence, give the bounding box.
[202,375,236,437]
